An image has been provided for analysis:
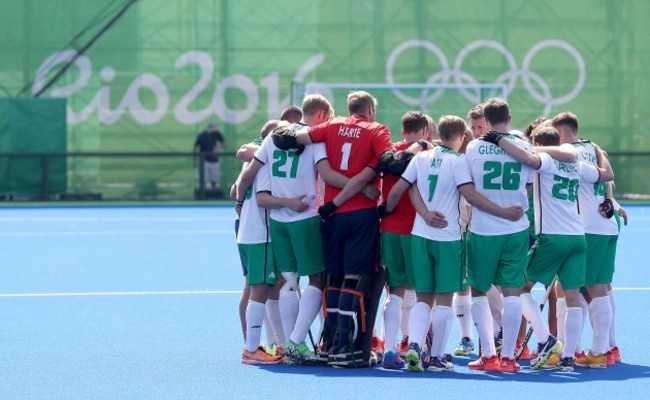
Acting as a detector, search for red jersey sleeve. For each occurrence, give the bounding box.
[309,120,331,144]
[369,125,393,168]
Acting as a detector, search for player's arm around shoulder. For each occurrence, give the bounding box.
[535,143,578,163]
[490,133,541,170]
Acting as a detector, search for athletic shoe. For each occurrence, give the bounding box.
[262,343,278,356]
[531,336,563,370]
[372,336,385,360]
[405,343,429,372]
[575,350,586,359]
[499,357,521,372]
[610,346,622,363]
[606,350,615,366]
[516,341,530,360]
[468,354,500,371]
[285,340,316,365]
[383,350,405,369]
[427,356,455,372]
[454,337,475,356]
[494,328,503,356]
[398,336,409,357]
[542,353,561,369]
[557,356,575,372]
[242,346,283,365]
[575,352,607,368]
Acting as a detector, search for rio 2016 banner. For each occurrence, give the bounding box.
[0,0,648,192]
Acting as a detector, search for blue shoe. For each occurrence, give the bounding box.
[382,351,405,369]
[531,335,563,370]
[453,337,475,356]
[427,356,454,372]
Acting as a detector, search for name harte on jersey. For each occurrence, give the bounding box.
[338,126,361,138]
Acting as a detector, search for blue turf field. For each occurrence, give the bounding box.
[1,206,649,399]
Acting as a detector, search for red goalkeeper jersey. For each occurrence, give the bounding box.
[310,114,392,214]
[380,141,416,234]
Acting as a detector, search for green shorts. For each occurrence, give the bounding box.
[238,242,277,285]
[526,234,586,290]
[269,216,325,277]
[584,233,618,285]
[467,229,528,292]
[380,232,414,288]
[411,235,463,294]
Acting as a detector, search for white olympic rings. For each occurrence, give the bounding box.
[386,39,586,116]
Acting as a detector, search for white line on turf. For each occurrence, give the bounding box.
[0,290,242,298]
[1,287,649,298]
[0,230,233,237]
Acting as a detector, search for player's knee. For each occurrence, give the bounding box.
[280,272,299,293]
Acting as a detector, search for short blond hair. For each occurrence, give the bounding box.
[467,104,484,120]
[347,91,377,115]
[301,94,333,117]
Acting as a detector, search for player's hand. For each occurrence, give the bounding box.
[288,195,310,213]
[377,203,390,218]
[481,131,502,146]
[617,206,628,226]
[271,125,299,150]
[318,201,338,220]
[364,185,381,201]
[235,200,243,216]
[423,210,448,229]
[598,199,615,219]
[503,206,524,221]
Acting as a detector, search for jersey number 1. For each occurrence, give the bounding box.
[340,142,352,170]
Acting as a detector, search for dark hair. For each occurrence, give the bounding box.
[532,126,560,146]
[438,115,467,141]
[483,98,510,125]
[524,117,548,139]
[552,112,579,133]
[280,106,303,123]
[401,111,428,134]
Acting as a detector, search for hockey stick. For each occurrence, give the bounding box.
[515,276,557,361]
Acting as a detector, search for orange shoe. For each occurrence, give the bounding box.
[499,357,521,372]
[242,346,283,365]
[516,342,530,360]
[610,346,621,363]
[469,355,500,371]
[372,336,385,358]
[575,352,606,368]
[398,336,409,356]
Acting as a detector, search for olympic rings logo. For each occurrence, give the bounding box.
[386,39,586,116]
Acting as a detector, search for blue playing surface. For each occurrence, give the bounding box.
[1,206,649,399]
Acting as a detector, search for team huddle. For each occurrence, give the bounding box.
[232,91,625,374]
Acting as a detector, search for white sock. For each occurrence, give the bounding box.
[521,292,551,343]
[263,314,276,346]
[279,290,299,341]
[245,301,266,352]
[383,294,402,353]
[576,295,589,353]
[556,298,567,343]
[265,299,286,347]
[431,305,453,359]
[589,296,613,355]
[401,289,416,338]
[501,296,522,359]
[408,302,431,350]
[290,285,322,344]
[487,286,503,335]
[471,296,496,358]
[562,307,582,358]
[608,289,617,348]
[453,293,473,340]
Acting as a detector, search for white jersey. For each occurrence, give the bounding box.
[533,153,600,235]
[459,196,471,233]
[464,134,534,235]
[254,124,327,223]
[572,141,618,235]
[237,162,271,244]
[401,145,473,241]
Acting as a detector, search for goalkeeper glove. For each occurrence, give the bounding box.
[318,201,338,220]
[481,131,502,146]
[271,125,300,151]
[599,198,615,218]
[377,203,391,218]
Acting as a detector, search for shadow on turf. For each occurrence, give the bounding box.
[258,358,650,382]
